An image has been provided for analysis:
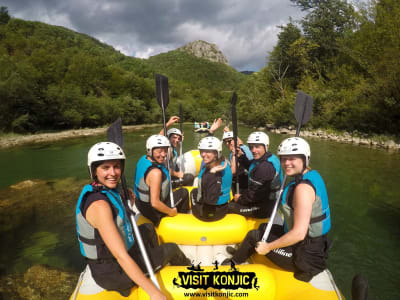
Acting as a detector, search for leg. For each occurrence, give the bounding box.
[173,188,190,213]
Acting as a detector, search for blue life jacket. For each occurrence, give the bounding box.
[248,153,283,200]
[279,170,331,238]
[197,160,232,205]
[75,184,134,260]
[134,155,170,203]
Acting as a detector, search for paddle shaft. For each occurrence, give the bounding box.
[261,91,313,242]
[231,92,240,193]
[107,119,160,289]
[156,76,175,207]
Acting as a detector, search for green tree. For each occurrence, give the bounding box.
[0,6,10,25]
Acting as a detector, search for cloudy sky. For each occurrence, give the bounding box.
[2,0,305,71]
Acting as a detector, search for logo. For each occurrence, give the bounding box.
[172,260,260,290]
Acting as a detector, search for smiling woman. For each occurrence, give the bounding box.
[74,141,190,299]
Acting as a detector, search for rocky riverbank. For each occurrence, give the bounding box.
[0,124,159,149]
[265,126,400,151]
[1,123,399,151]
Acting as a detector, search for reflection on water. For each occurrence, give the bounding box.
[0,125,399,299]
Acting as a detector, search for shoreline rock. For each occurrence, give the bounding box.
[1,123,399,151]
[267,127,400,151]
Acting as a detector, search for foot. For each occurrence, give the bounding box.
[226,246,237,255]
[221,258,231,266]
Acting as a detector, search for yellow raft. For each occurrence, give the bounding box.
[70,150,344,299]
[70,213,344,300]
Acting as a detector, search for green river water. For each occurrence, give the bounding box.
[0,124,399,300]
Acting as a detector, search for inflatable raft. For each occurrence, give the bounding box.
[70,150,345,300]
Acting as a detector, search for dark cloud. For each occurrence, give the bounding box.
[2,0,304,71]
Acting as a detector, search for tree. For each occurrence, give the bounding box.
[290,0,357,70]
[0,6,10,25]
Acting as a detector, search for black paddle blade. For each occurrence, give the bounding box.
[231,91,238,107]
[294,91,313,125]
[155,74,169,110]
[107,118,124,147]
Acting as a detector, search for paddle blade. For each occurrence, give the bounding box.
[155,74,169,109]
[294,91,313,125]
[107,118,124,147]
[231,91,238,107]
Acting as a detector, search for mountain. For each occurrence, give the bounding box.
[177,40,229,65]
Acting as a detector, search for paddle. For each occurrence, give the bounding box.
[155,74,175,207]
[261,91,313,242]
[230,92,240,194]
[107,118,160,289]
[179,102,183,173]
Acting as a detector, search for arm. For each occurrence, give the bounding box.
[159,116,180,135]
[146,168,177,217]
[255,183,315,254]
[237,161,274,205]
[86,201,165,300]
[208,118,222,135]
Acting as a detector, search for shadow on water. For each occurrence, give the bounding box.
[0,125,399,299]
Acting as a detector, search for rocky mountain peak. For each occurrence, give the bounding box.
[178,40,229,65]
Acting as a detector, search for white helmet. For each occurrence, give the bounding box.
[167,128,182,138]
[198,136,222,159]
[146,134,170,156]
[87,142,126,179]
[277,137,311,166]
[222,131,234,141]
[247,132,269,149]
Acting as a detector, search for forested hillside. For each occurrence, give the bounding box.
[238,0,400,136]
[0,9,242,133]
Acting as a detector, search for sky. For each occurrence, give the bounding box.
[1,0,305,71]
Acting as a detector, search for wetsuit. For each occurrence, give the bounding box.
[190,160,232,221]
[76,183,189,296]
[227,152,278,218]
[229,170,331,282]
[134,155,189,226]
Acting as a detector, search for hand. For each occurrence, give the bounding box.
[149,290,167,300]
[174,171,184,178]
[166,116,180,127]
[169,207,178,217]
[210,160,228,173]
[209,118,222,134]
[255,241,271,255]
[223,126,230,132]
[234,194,241,202]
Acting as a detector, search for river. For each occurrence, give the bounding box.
[0,124,399,300]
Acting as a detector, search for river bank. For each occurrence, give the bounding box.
[0,124,159,149]
[1,123,399,151]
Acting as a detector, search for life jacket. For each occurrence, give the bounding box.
[196,160,232,205]
[279,170,331,238]
[170,147,178,170]
[248,153,283,200]
[75,184,134,260]
[134,155,170,203]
